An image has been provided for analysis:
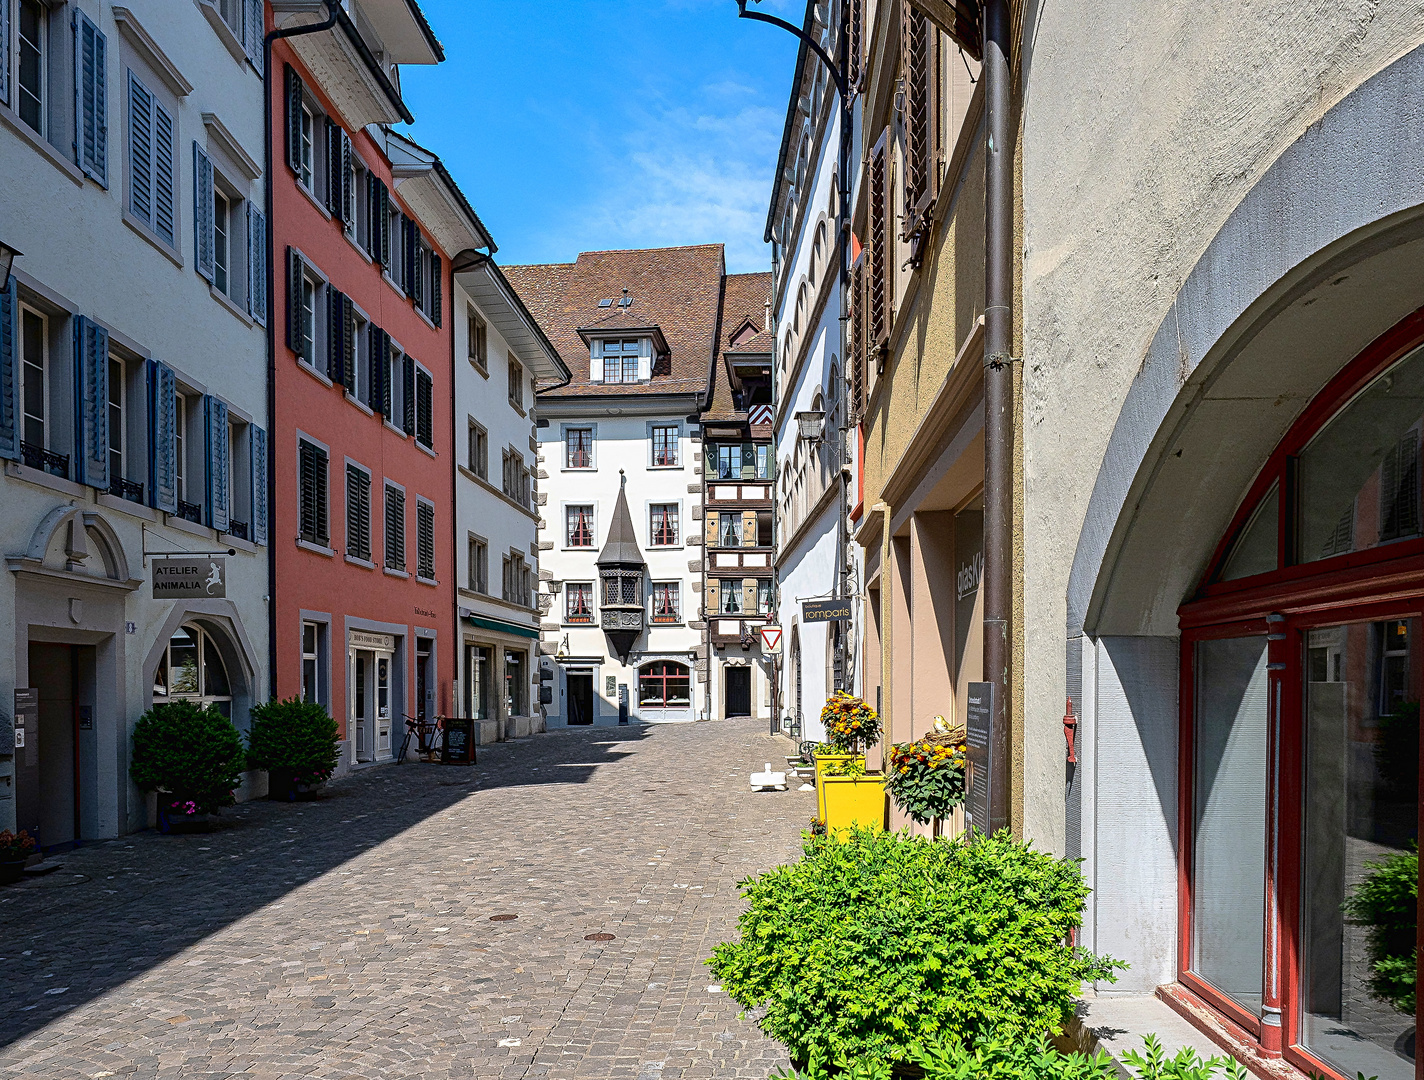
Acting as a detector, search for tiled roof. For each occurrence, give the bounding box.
[504,245,726,399]
[704,272,773,422]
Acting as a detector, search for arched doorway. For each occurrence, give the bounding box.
[1175,311,1424,1080]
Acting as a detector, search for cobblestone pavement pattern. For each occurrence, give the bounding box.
[0,718,813,1079]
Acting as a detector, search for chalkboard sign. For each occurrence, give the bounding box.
[965,682,993,838]
[441,717,476,765]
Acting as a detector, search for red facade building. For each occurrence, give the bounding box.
[268,5,486,765]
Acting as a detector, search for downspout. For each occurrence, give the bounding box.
[981,0,1013,835]
[263,1,340,699]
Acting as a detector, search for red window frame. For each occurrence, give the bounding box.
[565,582,594,624]
[651,582,680,623]
[1176,308,1424,1078]
[566,427,592,469]
[650,503,678,546]
[639,661,690,705]
[566,505,593,547]
[652,425,678,466]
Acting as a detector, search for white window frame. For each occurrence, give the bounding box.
[301,618,326,706]
[564,581,595,625]
[560,422,597,471]
[648,422,681,468]
[650,580,681,624]
[298,101,315,191]
[565,502,595,549]
[648,501,681,548]
[18,303,48,453]
[467,532,488,594]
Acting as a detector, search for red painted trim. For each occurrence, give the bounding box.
[1195,305,1424,596]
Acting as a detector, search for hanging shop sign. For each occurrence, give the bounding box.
[152,558,226,599]
[800,598,852,623]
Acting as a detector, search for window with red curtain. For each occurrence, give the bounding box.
[652,582,680,623]
[650,503,679,546]
[565,582,594,624]
[566,427,592,469]
[566,505,593,547]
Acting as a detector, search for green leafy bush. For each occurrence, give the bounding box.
[246,697,341,786]
[772,1033,1259,1080]
[709,829,1123,1067]
[130,700,245,815]
[1342,843,1418,1014]
[885,737,967,824]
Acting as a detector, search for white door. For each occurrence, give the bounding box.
[375,653,392,758]
[352,650,372,762]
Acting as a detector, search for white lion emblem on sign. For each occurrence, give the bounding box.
[205,561,223,594]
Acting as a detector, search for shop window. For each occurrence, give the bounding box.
[301,620,327,706]
[639,661,690,707]
[153,624,232,718]
[465,644,492,719]
[504,649,526,716]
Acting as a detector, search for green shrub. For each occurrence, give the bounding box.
[246,697,341,785]
[709,829,1123,1067]
[1342,843,1418,1014]
[130,700,246,815]
[885,737,967,825]
[772,1033,1259,1080]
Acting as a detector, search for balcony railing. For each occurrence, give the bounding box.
[227,519,249,541]
[21,442,69,479]
[176,499,203,524]
[109,476,145,504]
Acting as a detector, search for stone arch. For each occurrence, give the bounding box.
[143,599,260,731]
[1070,42,1424,640]
[19,506,138,585]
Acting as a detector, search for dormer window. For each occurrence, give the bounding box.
[596,338,646,384]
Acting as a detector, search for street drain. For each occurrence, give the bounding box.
[489,914,518,922]
[585,933,615,941]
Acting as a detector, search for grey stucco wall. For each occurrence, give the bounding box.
[1020,5,1424,854]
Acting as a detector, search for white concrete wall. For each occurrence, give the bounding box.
[537,406,704,725]
[0,0,268,837]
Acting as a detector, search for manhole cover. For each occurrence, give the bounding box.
[585,933,615,941]
[489,914,518,922]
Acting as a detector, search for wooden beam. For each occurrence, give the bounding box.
[911,0,982,59]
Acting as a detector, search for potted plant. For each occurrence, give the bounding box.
[885,726,968,832]
[246,697,341,801]
[0,829,36,885]
[814,692,881,779]
[130,699,246,833]
[819,755,887,834]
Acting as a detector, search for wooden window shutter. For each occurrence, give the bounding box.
[148,360,177,513]
[250,424,267,545]
[204,395,230,533]
[76,11,108,186]
[380,333,393,419]
[385,485,405,570]
[127,74,153,227]
[402,353,416,434]
[341,295,356,394]
[299,440,326,545]
[196,141,217,280]
[846,0,863,91]
[377,181,392,268]
[705,579,719,615]
[246,205,267,325]
[286,248,303,354]
[705,510,719,547]
[74,317,110,488]
[742,579,758,614]
[850,251,866,420]
[867,128,890,351]
[326,287,345,383]
[415,368,433,448]
[243,0,263,71]
[325,118,343,216]
[285,66,304,175]
[345,464,369,560]
[901,6,937,231]
[0,0,9,108]
[741,511,758,547]
[417,502,435,579]
[429,252,442,327]
[153,99,175,246]
[339,131,354,227]
[0,277,16,461]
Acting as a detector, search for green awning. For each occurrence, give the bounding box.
[462,612,540,640]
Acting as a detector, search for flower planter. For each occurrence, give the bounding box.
[158,805,218,834]
[813,752,860,780]
[820,774,887,836]
[268,768,327,802]
[0,859,27,886]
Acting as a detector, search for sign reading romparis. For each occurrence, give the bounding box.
[153,558,226,599]
[800,598,852,623]
[964,682,994,838]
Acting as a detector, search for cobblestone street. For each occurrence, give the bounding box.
[0,719,812,1079]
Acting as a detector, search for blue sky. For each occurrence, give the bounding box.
[393,1,804,274]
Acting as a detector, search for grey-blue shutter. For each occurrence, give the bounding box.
[74,10,108,186]
[243,0,263,71]
[193,142,215,281]
[74,316,110,489]
[247,204,267,325]
[153,99,175,246]
[0,277,16,461]
[128,73,152,226]
[250,424,267,545]
[204,395,229,532]
[0,0,10,107]
[285,66,304,175]
[147,360,177,513]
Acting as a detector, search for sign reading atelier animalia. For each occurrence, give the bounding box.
[152,558,226,599]
[965,682,994,838]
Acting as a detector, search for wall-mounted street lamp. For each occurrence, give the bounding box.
[795,409,826,445]
[0,241,21,291]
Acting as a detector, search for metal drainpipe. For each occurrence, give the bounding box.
[262,1,340,700]
[981,0,1013,835]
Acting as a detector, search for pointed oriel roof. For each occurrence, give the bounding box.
[596,471,646,567]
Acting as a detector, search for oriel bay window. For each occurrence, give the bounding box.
[1178,317,1424,1080]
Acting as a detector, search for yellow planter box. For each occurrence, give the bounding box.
[821,774,887,836]
[814,754,862,820]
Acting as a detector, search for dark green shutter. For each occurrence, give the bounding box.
[401,353,415,434]
[417,501,434,580]
[325,118,342,215]
[429,253,442,326]
[285,65,304,174]
[341,295,356,394]
[326,287,344,383]
[287,248,303,354]
[415,368,432,448]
